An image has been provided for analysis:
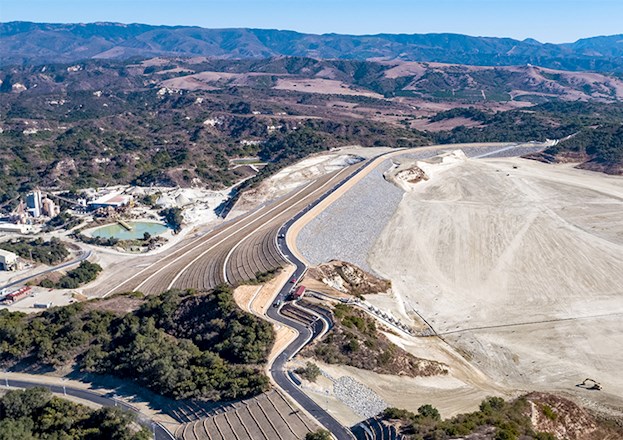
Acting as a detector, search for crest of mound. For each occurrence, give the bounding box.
[384,149,467,191]
[304,260,391,298]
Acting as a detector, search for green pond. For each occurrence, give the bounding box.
[90,221,169,240]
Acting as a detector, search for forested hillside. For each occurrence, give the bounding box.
[0,286,274,401]
[0,388,149,440]
[2,56,623,209]
[4,22,623,72]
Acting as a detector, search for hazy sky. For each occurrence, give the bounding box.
[2,0,621,43]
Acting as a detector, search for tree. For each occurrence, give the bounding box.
[160,207,183,233]
[480,396,506,414]
[0,419,36,440]
[0,387,51,419]
[306,429,332,440]
[295,362,321,382]
[418,404,441,421]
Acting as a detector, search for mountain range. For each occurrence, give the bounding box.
[3,22,623,71]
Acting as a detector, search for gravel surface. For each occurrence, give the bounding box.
[296,159,403,273]
[297,144,547,273]
[333,376,388,419]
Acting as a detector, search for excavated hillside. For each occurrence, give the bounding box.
[375,392,623,439]
[304,260,391,298]
[301,303,447,378]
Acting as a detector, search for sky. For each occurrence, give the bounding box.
[1,0,622,43]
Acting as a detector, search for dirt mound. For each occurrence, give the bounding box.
[394,166,429,184]
[305,260,391,297]
[383,162,429,191]
[384,150,468,191]
[85,292,145,314]
[528,392,623,440]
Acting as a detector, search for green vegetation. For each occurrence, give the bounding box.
[382,397,556,440]
[73,233,119,247]
[0,237,69,265]
[0,286,274,401]
[429,107,490,123]
[245,267,281,285]
[2,57,622,211]
[303,304,447,377]
[40,260,102,289]
[547,124,623,169]
[159,207,183,233]
[47,211,82,230]
[0,387,149,440]
[541,404,557,421]
[305,429,332,440]
[433,101,623,173]
[295,361,321,382]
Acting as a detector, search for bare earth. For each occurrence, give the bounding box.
[274,78,384,98]
[368,156,623,412]
[232,266,299,363]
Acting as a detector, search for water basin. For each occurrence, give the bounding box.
[90,221,169,240]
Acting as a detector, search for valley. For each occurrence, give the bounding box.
[2,17,623,440]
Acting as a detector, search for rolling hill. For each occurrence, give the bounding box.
[3,22,623,72]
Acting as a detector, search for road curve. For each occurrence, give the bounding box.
[264,142,553,439]
[2,378,174,440]
[265,153,395,440]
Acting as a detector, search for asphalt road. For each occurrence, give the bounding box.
[265,154,391,440]
[264,143,550,439]
[0,249,91,292]
[2,378,174,440]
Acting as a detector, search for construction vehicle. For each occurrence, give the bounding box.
[579,378,602,390]
[291,285,306,300]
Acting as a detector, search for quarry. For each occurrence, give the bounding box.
[297,146,623,421]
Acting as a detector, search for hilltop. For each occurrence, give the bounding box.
[2,55,623,208]
[3,22,623,72]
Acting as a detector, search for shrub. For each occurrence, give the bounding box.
[295,362,321,382]
[0,388,149,439]
[306,429,332,440]
[160,207,183,232]
[541,404,557,421]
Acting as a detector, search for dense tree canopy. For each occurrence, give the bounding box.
[40,260,102,289]
[0,388,149,440]
[0,286,274,401]
[0,237,69,265]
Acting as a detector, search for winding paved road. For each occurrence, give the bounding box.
[2,378,174,440]
[265,153,397,439]
[262,143,550,438]
[3,143,551,439]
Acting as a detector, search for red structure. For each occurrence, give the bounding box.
[2,286,32,304]
[292,285,306,300]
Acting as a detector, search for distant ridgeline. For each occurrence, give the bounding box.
[1,37,623,208]
[3,22,623,72]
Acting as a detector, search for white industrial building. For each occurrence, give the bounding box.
[0,223,33,234]
[26,189,43,218]
[88,192,131,210]
[0,249,18,271]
